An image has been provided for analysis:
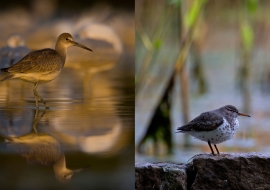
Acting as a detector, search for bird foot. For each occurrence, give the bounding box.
[43,104,50,109]
[211,152,230,157]
[35,104,50,109]
[187,153,209,163]
[219,153,230,157]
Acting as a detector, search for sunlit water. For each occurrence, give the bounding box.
[0,55,134,189]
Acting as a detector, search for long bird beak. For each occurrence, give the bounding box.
[238,112,251,117]
[72,165,91,174]
[73,41,93,52]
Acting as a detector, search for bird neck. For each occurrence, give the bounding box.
[53,154,74,183]
[53,154,66,171]
[223,113,236,127]
[55,43,67,64]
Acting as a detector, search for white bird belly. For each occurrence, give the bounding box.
[187,118,239,144]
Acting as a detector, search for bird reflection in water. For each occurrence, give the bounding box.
[1,108,90,183]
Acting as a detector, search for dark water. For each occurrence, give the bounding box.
[0,55,134,189]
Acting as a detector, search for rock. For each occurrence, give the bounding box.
[189,153,270,190]
[135,162,187,190]
[136,153,270,190]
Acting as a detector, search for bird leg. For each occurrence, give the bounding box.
[33,108,47,134]
[214,144,220,155]
[208,141,215,155]
[34,90,38,108]
[33,108,39,134]
[33,82,49,108]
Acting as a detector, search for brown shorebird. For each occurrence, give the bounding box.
[176,105,250,155]
[4,132,89,183]
[0,33,92,108]
[1,108,90,183]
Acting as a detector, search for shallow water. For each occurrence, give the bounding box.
[0,55,134,189]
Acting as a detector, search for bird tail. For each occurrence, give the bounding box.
[0,132,13,141]
[1,68,9,72]
[175,131,182,133]
[1,74,15,82]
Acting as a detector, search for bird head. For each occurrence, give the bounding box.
[57,33,92,52]
[224,105,250,117]
[54,165,91,183]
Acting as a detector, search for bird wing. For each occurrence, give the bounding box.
[177,111,224,132]
[7,48,63,74]
[6,142,61,165]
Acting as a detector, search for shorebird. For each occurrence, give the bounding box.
[176,105,250,155]
[0,33,92,108]
[0,108,89,183]
[3,132,89,183]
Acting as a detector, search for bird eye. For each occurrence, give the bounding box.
[226,108,234,112]
[229,109,236,113]
[66,38,69,41]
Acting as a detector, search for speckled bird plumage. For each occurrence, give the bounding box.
[5,133,62,165]
[1,49,63,83]
[176,105,250,155]
[4,132,89,183]
[0,33,92,108]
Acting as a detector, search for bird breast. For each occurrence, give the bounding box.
[188,118,239,144]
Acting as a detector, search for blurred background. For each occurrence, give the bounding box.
[0,0,134,189]
[136,0,270,163]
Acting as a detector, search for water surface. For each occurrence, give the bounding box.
[0,55,134,189]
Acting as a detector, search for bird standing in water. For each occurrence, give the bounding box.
[0,33,92,108]
[1,108,90,183]
[176,105,250,155]
[4,132,89,183]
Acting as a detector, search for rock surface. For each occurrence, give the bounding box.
[189,153,270,190]
[135,162,187,190]
[136,153,270,190]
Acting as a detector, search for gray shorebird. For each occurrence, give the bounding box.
[0,33,92,108]
[176,105,250,155]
